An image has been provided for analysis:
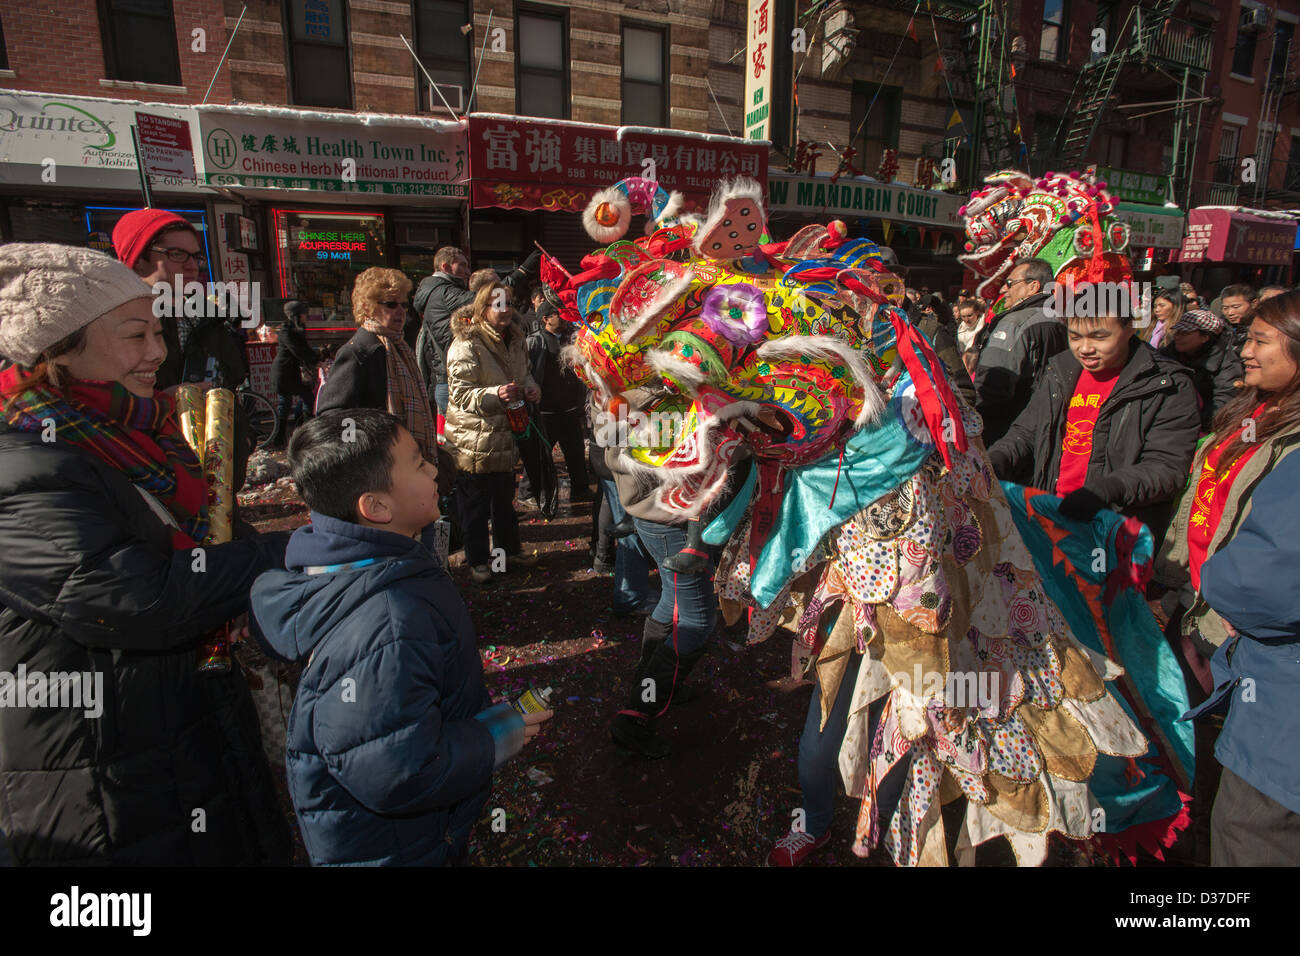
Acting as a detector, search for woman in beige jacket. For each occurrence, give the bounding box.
[445,281,540,583]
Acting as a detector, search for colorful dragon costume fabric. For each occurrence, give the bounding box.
[541,175,1181,866]
[959,168,1131,307]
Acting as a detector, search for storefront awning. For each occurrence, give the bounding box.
[1116,202,1185,249]
[467,113,767,212]
[1178,206,1298,265]
[766,171,964,229]
[194,105,469,202]
[0,89,209,194]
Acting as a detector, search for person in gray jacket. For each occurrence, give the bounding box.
[974,258,1069,445]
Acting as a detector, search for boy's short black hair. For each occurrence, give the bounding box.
[288,408,405,522]
[1062,282,1135,328]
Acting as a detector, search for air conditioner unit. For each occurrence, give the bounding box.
[1240,6,1270,34]
[427,82,465,113]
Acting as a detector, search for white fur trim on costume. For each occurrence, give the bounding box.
[645,348,709,391]
[583,186,632,243]
[755,334,887,427]
[655,190,684,225]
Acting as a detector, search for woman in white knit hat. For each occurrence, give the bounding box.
[0,243,290,866]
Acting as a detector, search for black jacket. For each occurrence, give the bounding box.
[1222,320,1250,360]
[316,327,388,414]
[987,340,1201,540]
[414,273,475,391]
[270,322,320,397]
[1158,334,1244,431]
[973,291,1069,445]
[526,325,585,412]
[913,310,977,405]
[0,423,291,865]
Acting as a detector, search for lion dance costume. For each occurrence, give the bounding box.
[540,170,1189,865]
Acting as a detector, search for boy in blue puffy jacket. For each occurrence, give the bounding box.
[251,408,551,865]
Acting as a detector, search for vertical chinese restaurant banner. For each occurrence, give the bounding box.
[744,0,774,142]
[467,115,768,212]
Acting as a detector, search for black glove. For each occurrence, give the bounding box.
[520,250,542,274]
[1058,486,1109,522]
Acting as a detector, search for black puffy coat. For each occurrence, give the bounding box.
[270,321,320,398]
[1158,334,1244,432]
[973,291,1070,445]
[414,273,475,392]
[0,423,291,865]
[987,340,1200,541]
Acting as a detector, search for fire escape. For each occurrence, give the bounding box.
[1050,1,1211,208]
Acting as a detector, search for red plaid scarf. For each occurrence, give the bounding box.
[2,373,209,548]
[362,320,438,460]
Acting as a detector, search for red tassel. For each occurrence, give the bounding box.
[828,443,846,510]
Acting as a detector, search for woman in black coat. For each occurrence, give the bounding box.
[0,243,290,865]
[269,300,319,448]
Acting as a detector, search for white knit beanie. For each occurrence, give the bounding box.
[0,242,154,367]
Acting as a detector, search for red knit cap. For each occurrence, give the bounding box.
[111,208,196,269]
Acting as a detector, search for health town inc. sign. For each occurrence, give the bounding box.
[196,106,469,199]
[0,91,207,193]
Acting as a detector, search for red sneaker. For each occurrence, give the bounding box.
[766,828,832,867]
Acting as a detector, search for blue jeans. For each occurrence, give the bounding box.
[434,382,449,415]
[797,650,904,839]
[602,479,652,613]
[632,517,717,656]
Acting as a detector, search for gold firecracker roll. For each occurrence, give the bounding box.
[202,388,235,546]
[174,384,206,462]
[197,387,236,675]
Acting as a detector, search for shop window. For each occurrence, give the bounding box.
[622,24,667,127]
[285,0,352,110]
[97,0,182,86]
[850,83,901,177]
[1231,10,1260,78]
[516,6,568,119]
[414,0,471,114]
[84,206,214,281]
[273,210,386,327]
[1040,0,1068,64]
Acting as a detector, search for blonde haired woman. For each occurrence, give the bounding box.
[317,267,437,459]
[445,281,539,583]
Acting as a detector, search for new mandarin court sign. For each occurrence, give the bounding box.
[767,172,963,228]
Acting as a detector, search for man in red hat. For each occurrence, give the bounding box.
[113,208,254,486]
[112,208,249,392]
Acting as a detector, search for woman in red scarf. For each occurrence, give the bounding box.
[0,244,290,865]
[1153,290,1300,864]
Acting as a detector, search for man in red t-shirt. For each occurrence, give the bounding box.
[987,284,1201,539]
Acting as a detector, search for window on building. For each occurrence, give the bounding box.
[1214,124,1241,183]
[622,25,667,126]
[1040,0,1068,63]
[850,83,901,177]
[414,0,471,113]
[1098,131,1128,168]
[516,6,568,119]
[97,0,182,86]
[1270,19,1295,83]
[286,0,352,109]
[0,14,9,71]
[1286,135,1300,191]
[1232,11,1260,77]
[1090,2,1118,63]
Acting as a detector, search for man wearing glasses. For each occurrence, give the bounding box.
[112,208,254,486]
[973,258,1068,445]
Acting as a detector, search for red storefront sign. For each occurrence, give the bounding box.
[1178,208,1298,266]
[246,342,277,400]
[467,114,767,211]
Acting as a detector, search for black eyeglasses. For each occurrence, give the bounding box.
[151,246,207,266]
[1004,278,1034,288]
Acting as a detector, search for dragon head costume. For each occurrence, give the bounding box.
[960,168,1132,309]
[535,175,1185,866]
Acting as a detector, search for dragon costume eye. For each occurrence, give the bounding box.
[594,202,620,227]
